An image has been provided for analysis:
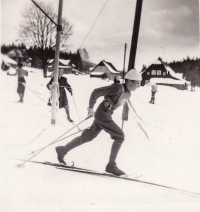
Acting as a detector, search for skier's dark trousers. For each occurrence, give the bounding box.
[56,69,142,176]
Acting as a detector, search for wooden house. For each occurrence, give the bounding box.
[46,59,75,74]
[90,60,120,81]
[141,58,189,90]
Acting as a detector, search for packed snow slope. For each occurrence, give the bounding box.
[0,67,200,212]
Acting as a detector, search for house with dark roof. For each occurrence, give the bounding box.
[141,58,189,90]
[90,60,120,81]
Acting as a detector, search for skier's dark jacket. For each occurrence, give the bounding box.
[47,76,72,95]
[89,83,131,121]
[46,76,72,108]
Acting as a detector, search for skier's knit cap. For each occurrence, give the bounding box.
[125,69,142,81]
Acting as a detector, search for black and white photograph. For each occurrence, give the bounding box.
[0,0,200,211]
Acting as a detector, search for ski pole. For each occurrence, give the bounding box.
[137,121,150,140]
[128,99,144,123]
[128,99,166,133]
[128,101,150,140]
[129,110,150,140]
[18,117,90,167]
[72,95,80,121]
[30,126,89,154]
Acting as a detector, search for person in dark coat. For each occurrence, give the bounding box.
[47,68,73,122]
[12,63,28,103]
[55,69,142,176]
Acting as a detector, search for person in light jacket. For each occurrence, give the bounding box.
[149,83,158,104]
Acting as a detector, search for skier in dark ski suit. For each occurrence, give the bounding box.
[47,68,73,122]
[56,69,142,176]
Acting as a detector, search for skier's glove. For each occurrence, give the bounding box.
[87,107,94,118]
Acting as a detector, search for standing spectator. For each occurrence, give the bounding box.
[191,79,196,92]
[12,63,28,103]
[191,66,197,92]
[47,68,74,122]
[149,82,158,104]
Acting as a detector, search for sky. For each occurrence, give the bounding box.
[1,0,199,70]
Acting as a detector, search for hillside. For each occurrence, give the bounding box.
[0,67,200,212]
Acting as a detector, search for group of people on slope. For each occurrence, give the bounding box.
[8,63,158,176]
[8,63,74,121]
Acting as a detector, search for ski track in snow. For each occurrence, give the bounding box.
[0,68,200,211]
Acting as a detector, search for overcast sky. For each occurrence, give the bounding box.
[1,0,199,70]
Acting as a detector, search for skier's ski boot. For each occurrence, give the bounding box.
[105,162,125,176]
[55,146,66,165]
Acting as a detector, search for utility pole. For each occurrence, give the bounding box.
[122,43,127,129]
[128,0,143,70]
[122,43,127,84]
[122,0,143,129]
[51,0,63,125]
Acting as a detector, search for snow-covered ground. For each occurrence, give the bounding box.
[0,67,200,212]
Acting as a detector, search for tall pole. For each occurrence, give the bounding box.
[122,43,127,129]
[51,0,63,125]
[122,0,143,130]
[122,43,127,84]
[128,0,143,71]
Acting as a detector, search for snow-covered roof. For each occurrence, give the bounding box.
[91,60,119,74]
[1,54,17,65]
[59,59,70,65]
[151,59,162,65]
[103,61,119,74]
[48,59,70,66]
[48,65,71,68]
[162,63,184,81]
[90,72,104,75]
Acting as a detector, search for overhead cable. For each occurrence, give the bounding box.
[78,0,110,49]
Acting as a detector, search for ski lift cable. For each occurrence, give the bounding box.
[78,0,110,49]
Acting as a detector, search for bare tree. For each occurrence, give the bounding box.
[19,1,73,76]
[79,48,90,62]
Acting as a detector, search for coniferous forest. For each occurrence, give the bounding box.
[168,57,200,86]
[1,44,94,74]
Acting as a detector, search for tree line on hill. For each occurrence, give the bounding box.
[1,44,95,75]
[168,57,200,86]
[1,44,199,86]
